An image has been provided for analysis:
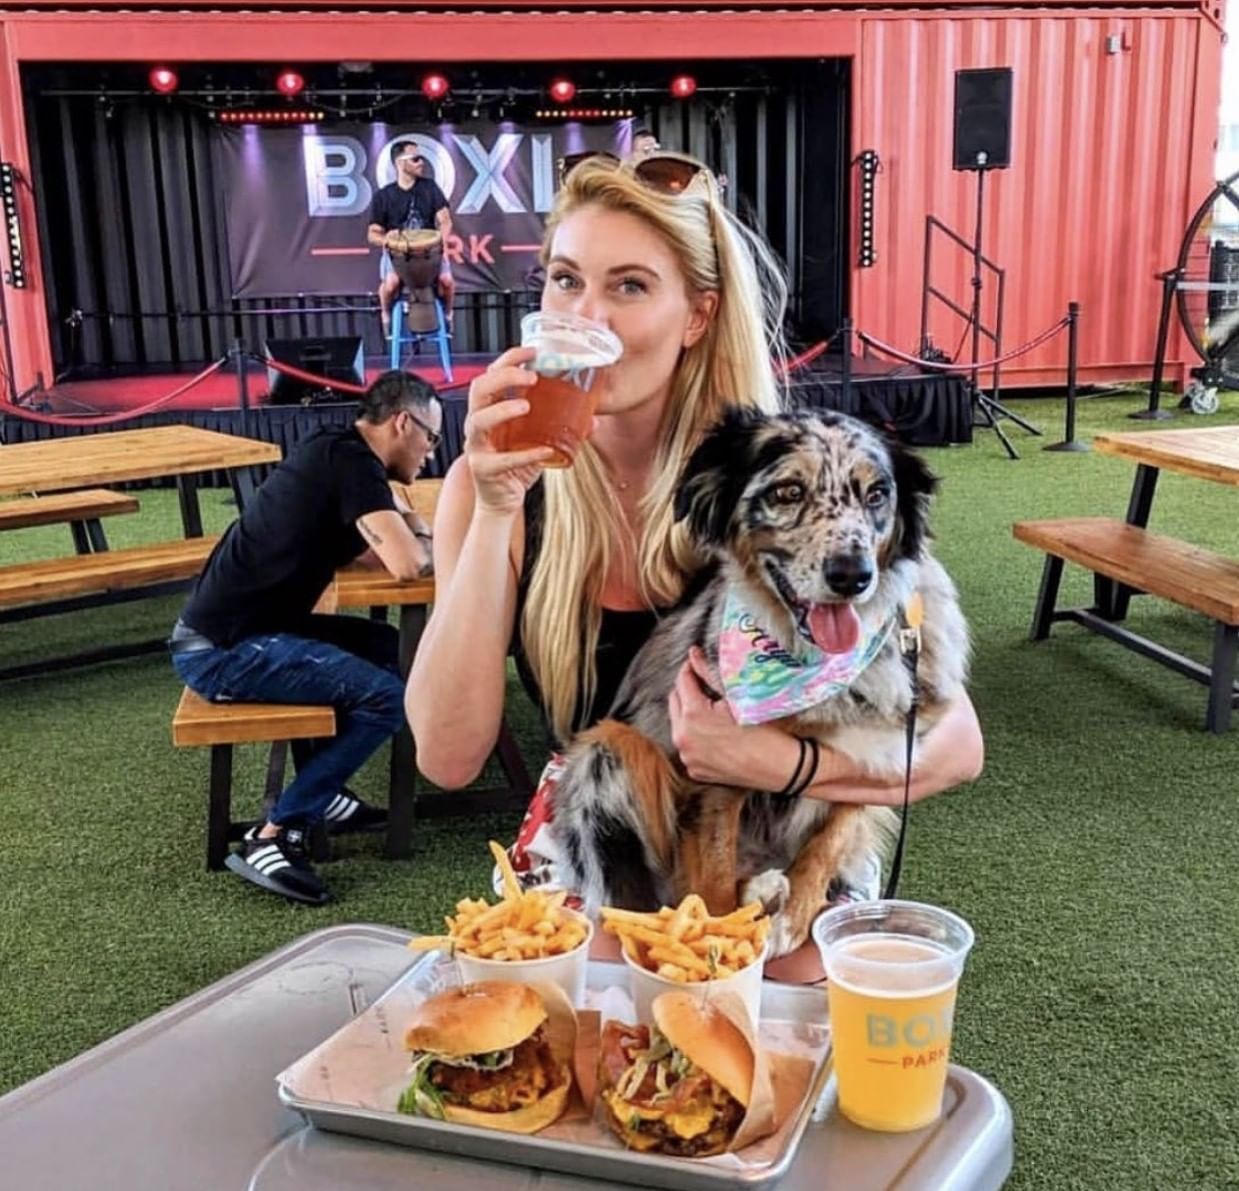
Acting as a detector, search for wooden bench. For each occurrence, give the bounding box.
[171,688,337,870]
[0,535,219,613]
[0,488,139,553]
[1014,517,1239,732]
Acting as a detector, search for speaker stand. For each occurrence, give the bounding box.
[965,163,1041,459]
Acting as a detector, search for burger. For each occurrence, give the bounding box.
[397,981,571,1134]
[598,992,754,1156]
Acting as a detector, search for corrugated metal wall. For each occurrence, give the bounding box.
[855,11,1221,384]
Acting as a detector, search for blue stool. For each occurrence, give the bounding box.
[389,295,454,383]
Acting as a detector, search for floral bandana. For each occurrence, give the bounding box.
[718,586,898,725]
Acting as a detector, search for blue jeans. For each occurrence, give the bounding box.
[173,615,406,828]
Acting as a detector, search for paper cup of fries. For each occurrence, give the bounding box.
[602,895,770,1031]
[409,842,594,1006]
[455,908,593,1007]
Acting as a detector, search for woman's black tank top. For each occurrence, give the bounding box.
[512,481,660,748]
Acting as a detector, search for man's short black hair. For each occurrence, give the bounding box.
[632,128,657,141]
[358,370,439,424]
[391,140,420,165]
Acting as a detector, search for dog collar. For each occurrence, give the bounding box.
[717,586,899,725]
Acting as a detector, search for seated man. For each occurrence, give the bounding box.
[169,370,441,905]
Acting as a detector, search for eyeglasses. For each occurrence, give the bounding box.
[557,149,714,197]
[404,409,442,450]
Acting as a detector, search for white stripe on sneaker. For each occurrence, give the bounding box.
[248,845,290,874]
[252,855,292,876]
[326,796,358,822]
[324,794,348,817]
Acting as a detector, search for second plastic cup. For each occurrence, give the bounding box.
[812,899,974,1133]
[492,311,623,467]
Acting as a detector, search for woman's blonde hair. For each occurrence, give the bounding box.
[523,159,788,742]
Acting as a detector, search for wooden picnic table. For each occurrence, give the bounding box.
[1015,423,1239,731]
[0,425,281,537]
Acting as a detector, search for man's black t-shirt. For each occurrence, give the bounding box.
[181,428,396,647]
[370,178,449,234]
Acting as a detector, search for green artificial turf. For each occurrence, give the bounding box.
[2,393,1238,1187]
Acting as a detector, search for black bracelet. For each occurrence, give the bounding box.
[776,737,809,797]
[414,530,433,542]
[788,737,821,798]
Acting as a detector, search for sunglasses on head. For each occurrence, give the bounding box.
[557,149,713,196]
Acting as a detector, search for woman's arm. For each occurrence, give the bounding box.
[668,647,984,805]
[405,347,553,788]
[405,460,517,788]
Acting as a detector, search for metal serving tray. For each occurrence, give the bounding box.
[277,952,834,1191]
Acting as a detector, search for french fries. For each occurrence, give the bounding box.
[407,841,589,961]
[600,893,770,983]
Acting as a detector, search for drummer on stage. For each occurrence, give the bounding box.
[367,140,455,337]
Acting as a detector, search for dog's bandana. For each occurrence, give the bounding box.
[717,586,898,725]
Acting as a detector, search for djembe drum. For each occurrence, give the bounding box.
[388,228,443,334]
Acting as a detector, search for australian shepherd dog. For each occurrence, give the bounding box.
[548,408,970,956]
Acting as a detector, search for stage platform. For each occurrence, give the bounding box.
[2,352,972,482]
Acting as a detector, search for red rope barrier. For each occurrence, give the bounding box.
[258,354,368,396]
[857,317,1070,374]
[0,357,230,427]
[779,339,831,376]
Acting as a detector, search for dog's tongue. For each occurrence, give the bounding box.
[807,602,861,655]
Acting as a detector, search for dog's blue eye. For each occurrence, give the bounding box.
[866,486,890,507]
[771,483,804,505]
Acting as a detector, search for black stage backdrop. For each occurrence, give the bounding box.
[216,121,623,296]
[24,61,850,373]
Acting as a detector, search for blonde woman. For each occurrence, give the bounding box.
[406,156,983,965]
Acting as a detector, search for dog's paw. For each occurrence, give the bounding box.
[765,910,806,958]
[740,869,790,917]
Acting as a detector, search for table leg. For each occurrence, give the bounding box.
[230,467,260,512]
[387,604,427,860]
[1108,464,1161,621]
[1206,623,1238,734]
[177,473,205,538]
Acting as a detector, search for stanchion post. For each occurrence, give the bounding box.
[233,338,251,437]
[1130,269,1178,421]
[1044,302,1088,452]
[841,318,853,412]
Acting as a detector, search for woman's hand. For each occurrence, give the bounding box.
[464,346,557,516]
[668,646,798,789]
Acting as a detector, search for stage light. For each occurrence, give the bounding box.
[1,163,26,289]
[214,109,325,125]
[534,107,634,121]
[421,73,450,101]
[276,71,305,98]
[149,67,179,95]
[549,78,576,104]
[670,75,697,100]
[858,149,880,268]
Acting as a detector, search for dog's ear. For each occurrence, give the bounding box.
[675,407,765,549]
[889,441,938,560]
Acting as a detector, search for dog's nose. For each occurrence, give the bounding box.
[824,555,874,598]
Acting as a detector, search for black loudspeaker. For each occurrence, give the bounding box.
[953,68,1013,171]
[265,336,365,405]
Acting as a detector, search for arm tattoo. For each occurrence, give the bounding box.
[359,521,384,547]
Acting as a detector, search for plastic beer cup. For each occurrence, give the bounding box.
[812,900,975,1132]
[492,311,623,467]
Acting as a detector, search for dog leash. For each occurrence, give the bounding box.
[881,592,923,900]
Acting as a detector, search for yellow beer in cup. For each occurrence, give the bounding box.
[812,900,974,1132]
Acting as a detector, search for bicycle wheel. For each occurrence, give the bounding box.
[1175,171,1239,389]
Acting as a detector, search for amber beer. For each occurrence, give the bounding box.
[493,312,623,467]
[813,901,974,1132]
